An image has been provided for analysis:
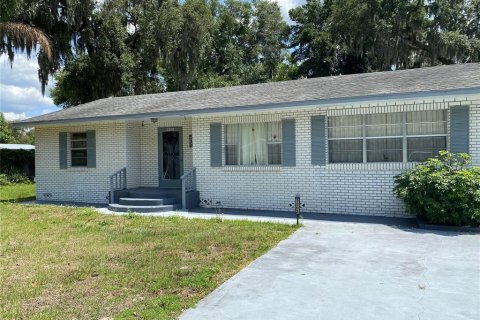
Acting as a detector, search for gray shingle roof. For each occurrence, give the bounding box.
[17,63,480,126]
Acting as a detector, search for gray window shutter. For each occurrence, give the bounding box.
[210,123,222,167]
[59,132,68,169]
[282,119,296,166]
[86,130,96,168]
[450,106,469,154]
[311,115,326,165]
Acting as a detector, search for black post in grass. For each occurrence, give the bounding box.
[295,193,301,225]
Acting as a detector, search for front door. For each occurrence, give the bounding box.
[158,127,183,188]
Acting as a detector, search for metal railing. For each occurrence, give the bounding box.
[180,167,196,210]
[109,167,127,203]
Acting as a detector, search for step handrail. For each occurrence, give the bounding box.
[180,167,196,209]
[109,167,127,204]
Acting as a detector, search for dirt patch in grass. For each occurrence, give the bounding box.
[0,203,297,319]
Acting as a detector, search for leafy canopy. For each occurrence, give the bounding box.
[289,0,480,77]
[1,0,478,108]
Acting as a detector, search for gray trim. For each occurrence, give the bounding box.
[13,87,480,127]
[158,127,184,188]
[282,119,295,167]
[184,190,200,210]
[59,132,68,169]
[210,123,222,167]
[362,115,367,163]
[311,115,326,165]
[450,105,470,153]
[86,130,96,168]
[402,112,408,162]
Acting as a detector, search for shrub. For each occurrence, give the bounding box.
[0,170,32,185]
[5,170,32,184]
[393,151,480,226]
[0,174,10,186]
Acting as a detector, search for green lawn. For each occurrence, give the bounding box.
[0,185,298,319]
[0,183,36,202]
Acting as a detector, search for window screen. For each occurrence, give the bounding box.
[71,133,88,166]
[225,122,282,166]
[327,110,447,163]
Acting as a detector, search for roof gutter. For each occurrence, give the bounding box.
[12,86,480,127]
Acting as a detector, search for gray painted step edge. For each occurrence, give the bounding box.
[108,203,181,213]
[119,197,177,206]
[127,192,179,200]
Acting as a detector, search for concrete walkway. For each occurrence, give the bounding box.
[180,220,480,320]
[98,206,416,227]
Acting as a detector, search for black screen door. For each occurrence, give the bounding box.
[158,128,183,188]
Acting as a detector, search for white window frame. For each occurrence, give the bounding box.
[327,110,448,163]
[224,122,282,166]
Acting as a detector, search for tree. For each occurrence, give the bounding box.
[51,3,143,108]
[1,0,97,93]
[289,0,336,77]
[0,113,16,144]
[252,0,289,80]
[163,0,214,91]
[0,22,52,61]
[49,0,291,107]
[0,113,35,144]
[197,0,289,88]
[197,0,254,88]
[289,0,479,78]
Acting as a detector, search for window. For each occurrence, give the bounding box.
[328,115,363,163]
[327,110,447,163]
[225,122,282,165]
[71,133,88,166]
[406,110,447,162]
[365,112,403,162]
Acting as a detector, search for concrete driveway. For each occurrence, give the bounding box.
[181,220,480,320]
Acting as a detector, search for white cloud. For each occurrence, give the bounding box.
[0,83,55,114]
[2,111,28,121]
[0,55,50,88]
[269,0,305,23]
[0,55,57,118]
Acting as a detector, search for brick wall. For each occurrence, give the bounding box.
[192,110,408,217]
[192,101,479,217]
[126,121,142,188]
[34,100,479,216]
[35,121,128,204]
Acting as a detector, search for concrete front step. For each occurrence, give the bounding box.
[108,203,181,213]
[128,192,177,198]
[119,197,177,206]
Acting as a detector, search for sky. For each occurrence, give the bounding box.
[0,55,56,121]
[0,0,304,122]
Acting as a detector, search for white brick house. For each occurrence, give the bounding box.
[16,64,480,217]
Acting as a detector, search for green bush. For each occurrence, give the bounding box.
[6,171,32,184]
[0,174,10,186]
[393,151,480,226]
[0,170,32,185]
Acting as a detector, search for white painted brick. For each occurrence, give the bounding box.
[35,121,128,204]
[35,99,479,218]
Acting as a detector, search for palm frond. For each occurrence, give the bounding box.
[0,22,53,61]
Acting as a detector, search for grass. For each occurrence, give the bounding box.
[0,183,35,202]
[0,185,298,319]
